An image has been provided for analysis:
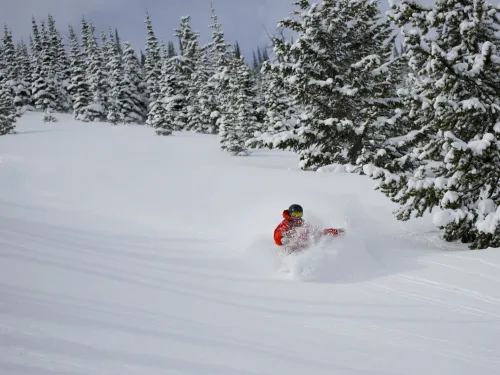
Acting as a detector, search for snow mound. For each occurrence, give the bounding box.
[278,229,386,283]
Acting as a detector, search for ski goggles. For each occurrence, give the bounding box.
[290,211,303,218]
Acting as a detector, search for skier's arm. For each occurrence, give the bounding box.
[274,221,290,245]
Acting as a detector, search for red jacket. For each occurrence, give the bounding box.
[274,210,305,246]
[274,210,341,246]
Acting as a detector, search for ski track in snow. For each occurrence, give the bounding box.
[1,113,500,375]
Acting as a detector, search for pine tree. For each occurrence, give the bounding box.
[147,46,171,135]
[252,50,259,72]
[121,41,147,123]
[0,44,4,72]
[219,57,245,155]
[84,22,107,121]
[257,47,263,66]
[104,37,146,125]
[160,55,184,131]
[29,18,40,56]
[251,66,266,133]
[0,65,16,134]
[15,40,33,111]
[207,5,231,133]
[114,28,123,55]
[365,0,500,249]
[262,48,269,63]
[250,46,269,75]
[234,41,241,59]
[144,11,161,105]
[236,55,260,140]
[2,26,30,113]
[186,45,213,133]
[1,26,19,85]
[247,61,299,149]
[47,14,71,112]
[100,29,114,113]
[140,50,146,67]
[31,20,58,116]
[29,17,42,109]
[167,41,176,57]
[67,25,91,121]
[219,53,258,155]
[183,6,229,134]
[106,36,124,124]
[166,15,200,131]
[265,0,397,170]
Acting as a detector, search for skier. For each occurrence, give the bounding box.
[274,204,345,248]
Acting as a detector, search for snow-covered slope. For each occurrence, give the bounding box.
[1,113,500,375]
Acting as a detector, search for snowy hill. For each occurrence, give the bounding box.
[1,113,500,375]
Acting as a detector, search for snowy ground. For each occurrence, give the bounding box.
[1,112,500,375]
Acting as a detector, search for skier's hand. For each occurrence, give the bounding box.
[322,228,346,236]
[322,228,339,236]
[281,231,294,245]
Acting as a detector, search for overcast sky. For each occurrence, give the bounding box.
[1,0,396,59]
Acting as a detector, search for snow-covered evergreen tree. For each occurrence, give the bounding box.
[262,64,298,134]
[0,65,16,134]
[144,11,161,106]
[103,35,145,125]
[2,27,31,113]
[147,44,171,135]
[235,56,260,141]
[84,22,107,121]
[233,42,242,59]
[364,0,500,249]
[114,28,123,56]
[1,27,19,82]
[29,18,42,109]
[185,45,212,133]
[251,46,270,71]
[140,50,146,67]
[218,57,245,155]
[165,15,200,131]
[31,20,58,116]
[207,6,232,133]
[158,56,183,132]
[0,44,4,72]
[167,41,176,57]
[183,6,229,134]
[121,41,147,123]
[250,67,266,134]
[100,29,115,113]
[247,61,300,149]
[47,14,71,112]
[67,25,91,121]
[219,53,258,155]
[185,7,232,134]
[263,0,397,170]
[15,40,33,112]
[249,46,271,116]
[106,37,124,125]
